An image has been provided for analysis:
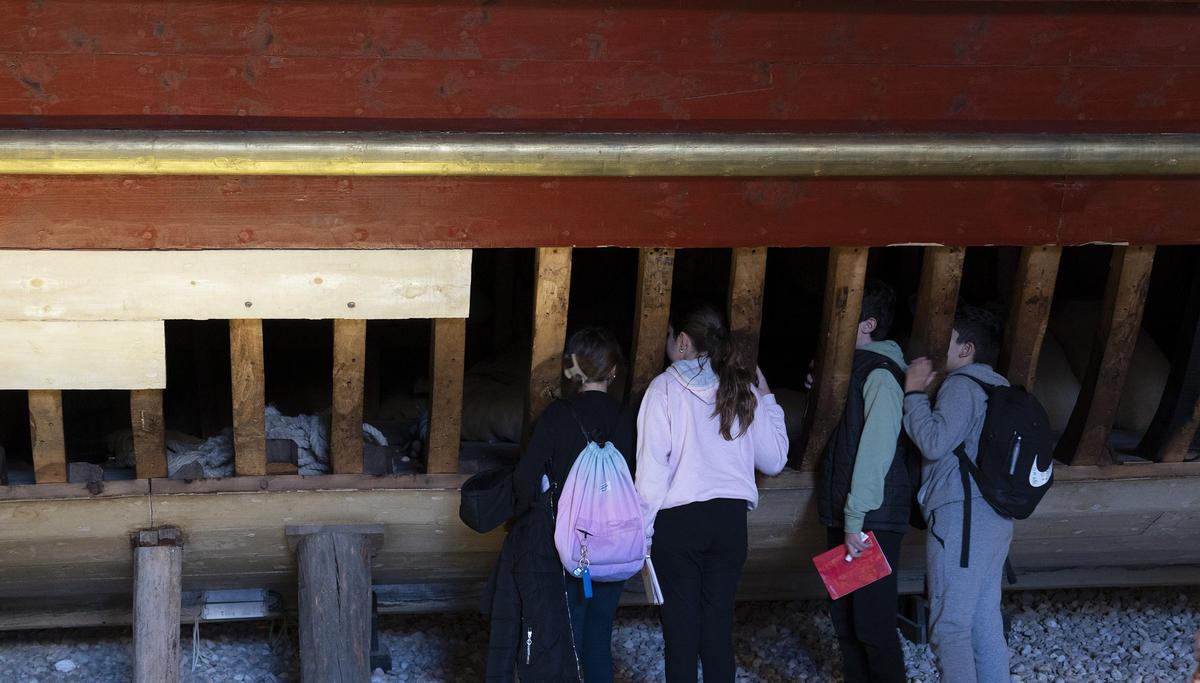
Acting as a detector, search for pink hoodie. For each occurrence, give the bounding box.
[635,360,789,543]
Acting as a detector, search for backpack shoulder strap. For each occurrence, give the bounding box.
[560,399,592,443]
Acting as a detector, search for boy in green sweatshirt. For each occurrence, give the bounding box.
[816,279,911,683]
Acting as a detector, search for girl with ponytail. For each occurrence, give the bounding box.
[635,304,789,683]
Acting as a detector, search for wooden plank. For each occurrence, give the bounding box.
[3,3,1198,68]
[628,248,675,400]
[427,318,466,474]
[229,319,266,477]
[287,525,381,683]
[797,247,869,470]
[1139,268,1200,462]
[0,321,165,390]
[27,389,66,484]
[130,389,167,479]
[133,533,182,683]
[330,319,367,475]
[909,246,965,364]
[728,247,768,362]
[1056,246,1156,466]
[2,55,1199,129]
[999,246,1062,390]
[525,247,572,430]
[0,250,470,321]
[4,177,1200,250]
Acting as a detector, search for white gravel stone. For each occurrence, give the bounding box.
[0,587,1195,681]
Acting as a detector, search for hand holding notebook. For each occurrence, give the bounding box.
[812,531,892,601]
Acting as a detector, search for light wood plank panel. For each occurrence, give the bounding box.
[1056,246,1156,466]
[1000,246,1062,389]
[427,318,467,474]
[0,250,471,320]
[330,319,367,475]
[798,247,869,470]
[130,389,167,479]
[526,247,572,431]
[0,321,165,390]
[229,319,267,477]
[628,248,674,400]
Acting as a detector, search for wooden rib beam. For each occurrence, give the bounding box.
[909,247,966,365]
[1000,246,1063,390]
[525,247,572,434]
[229,319,266,477]
[728,247,768,362]
[28,389,66,484]
[628,248,675,401]
[1056,246,1156,466]
[427,318,467,474]
[798,248,869,470]
[331,319,367,475]
[130,390,167,479]
[1138,267,1200,463]
[4,177,1200,250]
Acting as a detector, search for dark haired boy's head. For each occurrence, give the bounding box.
[948,305,1002,370]
[858,279,896,344]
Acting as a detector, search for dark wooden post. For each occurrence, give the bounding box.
[728,247,768,362]
[525,247,573,436]
[798,247,869,470]
[427,318,467,474]
[331,319,368,474]
[1056,246,1155,466]
[131,389,168,479]
[230,319,267,476]
[28,389,67,483]
[627,248,675,402]
[909,246,965,364]
[999,246,1062,390]
[132,527,183,683]
[287,524,385,683]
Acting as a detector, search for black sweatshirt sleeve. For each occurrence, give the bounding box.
[513,403,558,514]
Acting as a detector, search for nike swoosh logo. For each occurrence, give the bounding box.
[1029,457,1053,488]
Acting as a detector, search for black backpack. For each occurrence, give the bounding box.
[953,375,1055,570]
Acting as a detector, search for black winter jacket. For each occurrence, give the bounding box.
[483,492,582,682]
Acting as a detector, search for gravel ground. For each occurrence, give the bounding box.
[0,587,1195,682]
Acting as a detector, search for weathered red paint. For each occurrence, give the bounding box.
[1,175,1197,248]
[0,1,1198,129]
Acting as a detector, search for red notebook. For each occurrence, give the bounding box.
[812,531,893,600]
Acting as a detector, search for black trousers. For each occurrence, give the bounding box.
[651,498,748,683]
[825,527,907,683]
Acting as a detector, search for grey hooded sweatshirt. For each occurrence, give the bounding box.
[902,362,1010,516]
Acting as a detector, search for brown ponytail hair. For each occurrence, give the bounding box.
[561,326,623,394]
[670,305,757,440]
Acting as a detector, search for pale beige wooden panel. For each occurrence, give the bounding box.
[0,250,472,320]
[0,321,165,389]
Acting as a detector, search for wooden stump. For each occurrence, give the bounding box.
[132,527,183,683]
[287,524,385,683]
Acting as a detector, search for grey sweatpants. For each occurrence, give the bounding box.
[926,499,1013,683]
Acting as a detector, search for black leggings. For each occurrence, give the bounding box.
[651,498,748,683]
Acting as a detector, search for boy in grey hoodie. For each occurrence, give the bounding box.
[903,305,1012,683]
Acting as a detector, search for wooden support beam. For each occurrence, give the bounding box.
[909,247,966,365]
[525,247,572,433]
[628,248,675,401]
[1057,246,1156,466]
[5,177,1200,251]
[1139,268,1200,463]
[331,319,367,475]
[229,319,266,477]
[28,389,66,484]
[728,247,768,362]
[130,389,167,480]
[1000,246,1063,390]
[797,248,869,470]
[427,318,467,474]
[132,527,183,683]
[286,524,384,683]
